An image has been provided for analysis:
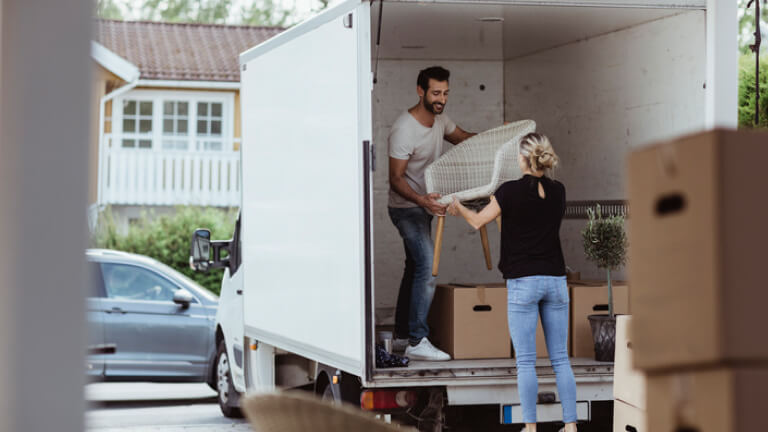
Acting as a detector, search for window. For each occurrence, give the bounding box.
[196,102,224,151]
[121,100,153,149]
[101,263,182,302]
[115,92,232,152]
[162,101,189,151]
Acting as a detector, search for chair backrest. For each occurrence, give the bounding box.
[492,120,538,185]
[425,120,536,196]
[242,390,418,432]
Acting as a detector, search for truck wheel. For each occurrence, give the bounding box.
[321,383,335,402]
[215,341,243,418]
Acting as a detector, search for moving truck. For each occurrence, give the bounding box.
[190,0,735,428]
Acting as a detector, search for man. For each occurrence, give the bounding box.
[388,66,475,361]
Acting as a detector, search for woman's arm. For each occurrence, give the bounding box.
[448,196,502,230]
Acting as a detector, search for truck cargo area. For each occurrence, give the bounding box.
[369,0,705,378]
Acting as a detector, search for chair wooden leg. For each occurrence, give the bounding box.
[480,224,492,270]
[432,215,445,277]
[496,216,502,232]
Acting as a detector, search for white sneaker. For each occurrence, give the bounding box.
[392,338,409,353]
[405,338,451,361]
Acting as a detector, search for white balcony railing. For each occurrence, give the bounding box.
[99,134,240,207]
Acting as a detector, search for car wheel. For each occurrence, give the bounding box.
[216,341,243,418]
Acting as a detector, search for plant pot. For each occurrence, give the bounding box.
[587,314,616,362]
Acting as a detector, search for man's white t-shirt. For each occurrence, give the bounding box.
[388,110,456,208]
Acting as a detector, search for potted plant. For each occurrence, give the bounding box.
[581,204,628,362]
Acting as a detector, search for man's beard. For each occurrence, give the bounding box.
[423,97,445,114]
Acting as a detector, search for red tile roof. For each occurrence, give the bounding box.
[97,20,283,82]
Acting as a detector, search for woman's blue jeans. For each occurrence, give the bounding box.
[388,206,437,344]
[507,275,577,424]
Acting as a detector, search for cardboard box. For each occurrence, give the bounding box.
[613,315,646,410]
[428,283,511,359]
[613,399,645,432]
[627,129,768,370]
[569,281,629,358]
[646,367,768,431]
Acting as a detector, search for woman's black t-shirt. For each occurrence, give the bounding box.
[493,174,566,279]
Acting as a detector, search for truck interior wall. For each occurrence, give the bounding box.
[503,11,706,281]
[372,60,506,322]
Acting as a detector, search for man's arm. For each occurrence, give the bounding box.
[445,125,475,145]
[389,157,447,215]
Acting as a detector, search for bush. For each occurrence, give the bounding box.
[90,206,238,295]
[738,54,768,128]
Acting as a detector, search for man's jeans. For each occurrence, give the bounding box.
[507,275,577,424]
[388,206,437,344]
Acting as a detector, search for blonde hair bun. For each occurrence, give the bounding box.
[520,132,558,172]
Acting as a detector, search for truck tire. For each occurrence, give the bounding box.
[215,341,243,418]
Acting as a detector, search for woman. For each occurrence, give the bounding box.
[447,133,577,432]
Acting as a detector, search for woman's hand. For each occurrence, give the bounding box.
[447,198,461,216]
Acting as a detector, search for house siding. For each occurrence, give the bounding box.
[91,65,124,206]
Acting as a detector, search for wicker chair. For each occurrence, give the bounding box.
[425,120,536,276]
[242,390,417,432]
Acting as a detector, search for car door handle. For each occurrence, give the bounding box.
[236,289,243,295]
[107,307,126,314]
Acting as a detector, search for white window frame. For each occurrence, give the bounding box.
[114,89,235,152]
[118,98,154,149]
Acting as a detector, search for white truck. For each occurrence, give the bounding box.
[190,0,736,429]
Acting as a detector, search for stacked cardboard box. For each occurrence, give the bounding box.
[626,129,768,431]
[612,316,646,431]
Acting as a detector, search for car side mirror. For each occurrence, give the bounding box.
[190,229,211,272]
[173,289,194,308]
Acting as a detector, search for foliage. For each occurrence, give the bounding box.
[96,0,125,20]
[739,54,768,128]
[739,0,768,54]
[582,205,627,318]
[240,0,292,26]
[90,206,238,295]
[141,0,232,24]
[581,205,628,271]
[93,0,317,27]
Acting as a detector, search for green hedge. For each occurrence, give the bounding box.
[90,206,238,295]
[738,54,768,129]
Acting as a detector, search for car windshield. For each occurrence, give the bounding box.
[150,259,219,302]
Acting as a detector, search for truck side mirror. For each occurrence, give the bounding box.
[190,229,211,272]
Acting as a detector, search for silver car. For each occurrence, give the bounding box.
[86,249,218,387]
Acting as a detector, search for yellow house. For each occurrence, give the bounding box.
[90,20,282,226]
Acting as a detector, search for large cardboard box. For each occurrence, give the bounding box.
[613,315,646,410]
[613,399,645,432]
[627,129,768,370]
[428,283,511,359]
[646,367,768,431]
[569,281,629,359]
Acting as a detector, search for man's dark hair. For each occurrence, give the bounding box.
[417,66,450,92]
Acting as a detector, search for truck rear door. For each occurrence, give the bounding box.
[239,0,372,378]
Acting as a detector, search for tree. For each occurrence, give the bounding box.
[140,0,233,24]
[96,0,125,20]
[240,0,292,26]
[95,0,298,27]
[740,0,768,54]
